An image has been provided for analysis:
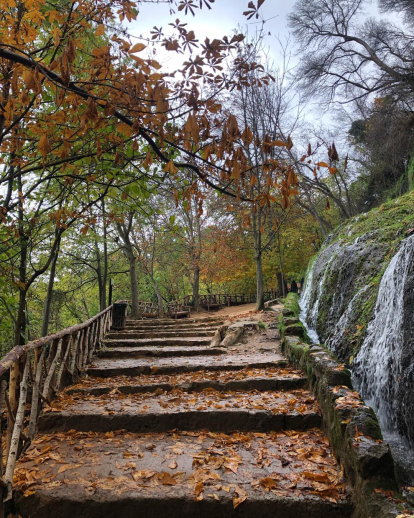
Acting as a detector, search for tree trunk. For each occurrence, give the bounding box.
[151,279,164,318]
[101,199,108,310]
[255,253,265,310]
[41,232,60,337]
[8,170,27,455]
[192,266,200,312]
[276,231,288,298]
[252,208,264,311]
[127,248,140,319]
[276,272,288,298]
[116,216,140,319]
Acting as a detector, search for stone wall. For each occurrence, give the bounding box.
[279,298,413,518]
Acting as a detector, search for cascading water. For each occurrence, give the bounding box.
[299,247,338,344]
[353,235,414,436]
[300,234,414,483]
[299,260,320,343]
[326,285,370,356]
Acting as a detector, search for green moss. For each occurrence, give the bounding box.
[336,191,414,246]
[284,292,300,317]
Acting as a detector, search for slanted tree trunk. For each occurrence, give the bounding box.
[41,231,61,337]
[101,199,108,309]
[8,171,27,454]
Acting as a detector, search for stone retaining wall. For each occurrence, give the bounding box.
[280,295,413,518]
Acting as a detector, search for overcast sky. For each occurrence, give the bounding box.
[129,1,303,71]
[126,0,403,134]
[128,0,389,72]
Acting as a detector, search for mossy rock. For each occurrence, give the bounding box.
[283,317,299,326]
[284,324,306,338]
[350,407,383,441]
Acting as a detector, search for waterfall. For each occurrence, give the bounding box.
[299,248,338,344]
[353,235,414,434]
[299,259,320,343]
[326,285,370,356]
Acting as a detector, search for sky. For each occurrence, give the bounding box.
[127,0,387,72]
[125,0,404,135]
[128,1,300,71]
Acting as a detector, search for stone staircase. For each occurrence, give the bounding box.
[14,314,353,517]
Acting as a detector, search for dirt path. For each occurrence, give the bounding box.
[193,302,278,321]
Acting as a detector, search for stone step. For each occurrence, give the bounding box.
[96,346,226,359]
[126,317,224,327]
[67,366,308,396]
[67,375,308,396]
[87,353,287,378]
[122,324,222,334]
[38,388,321,433]
[103,337,212,348]
[107,329,217,339]
[15,430,352,518]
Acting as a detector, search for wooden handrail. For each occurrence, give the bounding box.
[0,305,113,506]
[0,306,112,377]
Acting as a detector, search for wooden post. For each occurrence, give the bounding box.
[55,335,71,392]
[28,347,46,439]
[42,338,62,403]
[95,318,102,352]
[6,360,20,457]
[0,380,7,478]
[81,326,91,369]
[76,329,85,372]
[5,357,30,501]
[69,331,80,375]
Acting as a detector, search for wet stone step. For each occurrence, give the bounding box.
[14,429,352,518]
[96,346,226,359]
[38,388,321,434]
[66,366,308,396]
[107,329,217,339]
[125,318,224,327]
[66,376,308,396]
[103,337,213,347]
[87,353,287,378]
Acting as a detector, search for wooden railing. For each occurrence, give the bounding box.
[120,289,279,319]
[0,305,113,509]
[183,289,278,308]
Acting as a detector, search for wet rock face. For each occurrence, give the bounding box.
[397,256,414,442]
[302,233,387,361]
[302,229,414,446]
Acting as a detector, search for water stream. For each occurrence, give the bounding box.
[300,235,414,484]
[353,236,414,432]
[299,260,320,344]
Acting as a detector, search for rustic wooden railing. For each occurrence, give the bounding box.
[183,289,279,307]
[0,305,113,511]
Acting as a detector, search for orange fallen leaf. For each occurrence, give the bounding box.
[195,482,204,501]
[57,464,81,474]
[260,477,279,490]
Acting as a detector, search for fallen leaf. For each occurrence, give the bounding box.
[195,482,204,501]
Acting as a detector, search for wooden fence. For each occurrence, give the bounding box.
[0,305,113,512]
[183,289,278,308]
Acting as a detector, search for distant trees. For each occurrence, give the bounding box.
[349,98,414,208]
[289,0,414,108]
